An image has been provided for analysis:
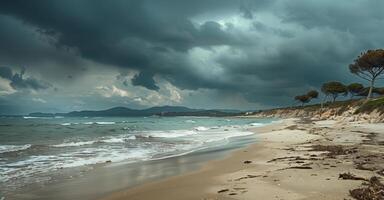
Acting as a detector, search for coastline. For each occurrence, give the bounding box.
[100,118,384,200]
[5,117,264,200]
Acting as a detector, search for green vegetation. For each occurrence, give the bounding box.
[355,97,384,114]
[294,95,310,106]
[321,81,348,102]
[373,87,384,95]
[307,90,319,99]
[290,48,384,112]
[347,83,364,98]
[294,90,319,106]
[349,49,384,100]
[282,97,384,114]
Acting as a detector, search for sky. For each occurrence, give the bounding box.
[1,0,384,114]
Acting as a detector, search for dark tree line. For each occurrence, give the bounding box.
[349,49,384,100]
[295,90,319,106]
[294,49,384,106]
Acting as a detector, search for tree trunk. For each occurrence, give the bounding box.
[366,79,375,101]
[321,95,327,109]
[332,95,336,102]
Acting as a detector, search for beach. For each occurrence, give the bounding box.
[0,117,270,199]
[100,118,384,200]
[3,1,384,200]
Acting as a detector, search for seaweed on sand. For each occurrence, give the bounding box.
[350,177,384,200]
[339,172,367,181]
[310,145,357,157]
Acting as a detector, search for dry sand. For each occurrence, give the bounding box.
[100,118,384,200]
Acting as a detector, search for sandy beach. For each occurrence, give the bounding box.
[4,2,384,200]
[99,118,384,200]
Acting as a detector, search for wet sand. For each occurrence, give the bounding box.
[100,118,384,200]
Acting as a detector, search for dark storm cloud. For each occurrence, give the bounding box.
[0,14,89,83]
[0,0,263,89]
[0,67,51,90]
[0,67,13,79]
[0,0,384,111]
[131,72,159,91]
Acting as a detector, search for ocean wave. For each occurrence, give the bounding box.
[0,117,275,194]
[52,141,95,147]
[61,123,73,126]
[0,144,32,154]
[84,121,116,125]
[97,122,116,125]
[194,126,210,131]
[100,138,126,143]
[250,122,264,126]
[51,135,136,147]
[23,116,41,119]
[127,135,136,140]
[140,130,197,138]
[61,121,116,126]
[61,149,153,168]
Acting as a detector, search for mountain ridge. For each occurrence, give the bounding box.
[28,105,241,117]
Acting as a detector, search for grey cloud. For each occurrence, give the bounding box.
[131,72,159,91]
[0,14,89,83]
[0,1,256,87]
[1,0,384,114]
[0,66,51,90]
[252,21,294,38]
[0,66,13,79]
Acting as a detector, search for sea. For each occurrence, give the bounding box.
[0,116,274,199]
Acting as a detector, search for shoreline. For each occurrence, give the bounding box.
[5,119,263,200]
[98,119,295,200]
[100,118,384,200]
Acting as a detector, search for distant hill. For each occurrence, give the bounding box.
[28,106,241,117]
[158,110,239,117]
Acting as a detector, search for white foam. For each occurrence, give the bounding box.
[61,122,81,126]
[127,135,136,140]
[184,120,196,123]
[82,121,116,125]
[141,130,196,138]
[23,116,39,119]
[96,122,115,125]
[100,138,125,143]
[200,129,254,143]
[52,134,137,148]
[250,122,264,126]
[52,141,94,147]
[194,126,209,131]
[0,144,31,153]
[0,147,156,184]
